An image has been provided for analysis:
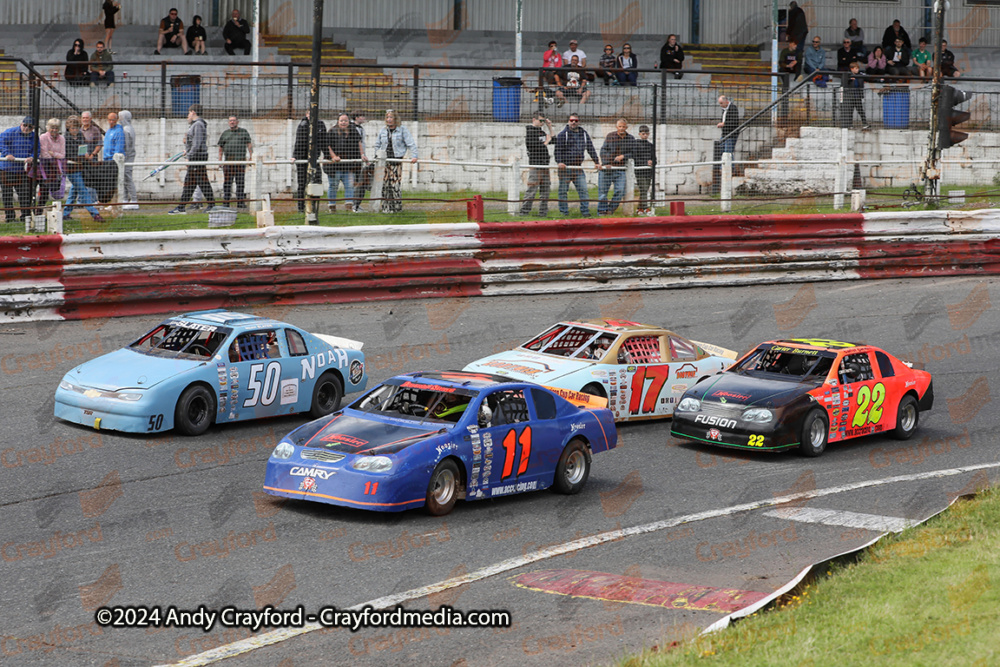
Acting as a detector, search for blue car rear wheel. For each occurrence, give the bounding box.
[310,372,344,418]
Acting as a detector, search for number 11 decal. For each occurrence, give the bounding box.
[500,427,532,481]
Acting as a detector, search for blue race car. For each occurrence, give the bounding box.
[263,371,618,515]
[55,310,367,435]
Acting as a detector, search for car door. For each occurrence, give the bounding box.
[834,351,894,442]
[225,328,301,421]
[474,388,543,499]
[614,333,673,420]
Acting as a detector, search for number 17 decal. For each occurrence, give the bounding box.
[629,365,671,414]
[500,427,532,481]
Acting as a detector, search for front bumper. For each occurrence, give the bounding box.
[54,386,166,433]
[263,456,424,512]
[670,410,796,452]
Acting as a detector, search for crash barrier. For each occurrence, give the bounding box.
[2,209,1000,322]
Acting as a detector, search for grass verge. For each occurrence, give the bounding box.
[618,486,999,667]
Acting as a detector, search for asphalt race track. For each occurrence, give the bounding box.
[2,276,998,666]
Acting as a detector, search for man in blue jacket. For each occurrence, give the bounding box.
[0,116,39,223]
[553,113,600,217]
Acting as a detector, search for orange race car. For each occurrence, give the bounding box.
[670,338,933,456]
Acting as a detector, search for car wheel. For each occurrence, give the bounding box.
[553,438,591,494]
[425,459,460,516]
[798,409,828,457]
[581,383,606,399]
[175,385,215,436]
[309,372,343,418]
[892,395,919,440]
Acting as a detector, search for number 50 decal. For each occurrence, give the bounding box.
[500,427,532,481]
[243,361,282,408]
[852,382,885,427]
[628,365,671,414]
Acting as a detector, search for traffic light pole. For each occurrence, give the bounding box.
[923,2,945,203]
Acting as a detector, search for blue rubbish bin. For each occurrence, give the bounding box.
[492,77,522,122]
[171,75,201,117]
[882,87,910,129]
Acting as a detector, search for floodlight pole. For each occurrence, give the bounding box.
[924,1,945,203]
[251,0,260,114]
[514,0,523,78]
[305,0,324,224]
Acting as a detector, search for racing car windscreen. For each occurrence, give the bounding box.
[733,345,835,382]
[521,324,619,359]
[129,322,232,359]
[350,381,479,424]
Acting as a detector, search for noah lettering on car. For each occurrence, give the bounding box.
[300,348,350,380]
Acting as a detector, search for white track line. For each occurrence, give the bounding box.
[763,507,915,533]
[163,461,1000,666]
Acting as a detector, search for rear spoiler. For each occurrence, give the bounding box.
[691,340,738,360]
[543,385,608,409]
[313,333,364,351]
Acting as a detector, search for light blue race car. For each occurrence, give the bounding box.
[54,310,367,435]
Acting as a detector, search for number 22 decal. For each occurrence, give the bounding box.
[500,427,532,481]
[628,365,671,414]
[852,382,885,427]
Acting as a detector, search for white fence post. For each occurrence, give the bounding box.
[624,159,636,216]
[508,160,520,216]
[253,155,264,212]
[721,152,732,213]
[834,155,846,210]
[114,153,126,206]
[368,156,386,213]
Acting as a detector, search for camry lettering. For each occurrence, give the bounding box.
[694,414,738,429]
[300,349,350,381]
[289,466,336,480]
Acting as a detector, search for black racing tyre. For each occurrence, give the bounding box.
[581,383,606,398]
[798,409,829,457]
[175,385,215,436]
[553,438,591,494]
[309,372,344,418]
[892,395,919,440]
[425,459,460,516]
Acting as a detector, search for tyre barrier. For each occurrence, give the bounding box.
[2,210,999,322]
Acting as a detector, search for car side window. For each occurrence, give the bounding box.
[487,390,529,426]
[668,336,697,361]
[286,329,309,357]
[838,352,874,384]
[618,335,661,364]
[530,389,556,420]
[231,330,281,362]
[874,351,895,378]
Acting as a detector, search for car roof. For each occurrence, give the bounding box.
[567,319,670,335]
[769,338,870,353]
[171,310,283,329]
[391,371,519,390]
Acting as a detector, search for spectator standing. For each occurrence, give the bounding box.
[787,2,808,60]
[0,117,39,223]
[553,113,600,218]
[555,55,592,106]
[597,45,617,85]
[170,104,215,214]
[89,41,114,86]
[217,115,253,208]
[155,8,189,55]
[102,112,124,207]
[542,40,564,87]
[519,112,552,217]
[350,112,373,212]
[886,38,911,77]
[38,118,65,208]
[717,96,739,155]
[866,46,887,77]
[187,15,208,55]
[837,37,863,71]
[616,44,638,85]
[942,41,962,77]
[292,109,324,213]
[324,114,364,213]
[79,111,103,204]
[842,61,868,129]
[65,39,90,86]
[224,9,252,56]
[99,1,120,53]
[844,18,865,55]
[634,125,655,216]
[803,37,827,84]
[881,20,911,51]
[373,109,417,213]
[659,34,685,79]
[912,38,932,78]
[119,109,138,210]
[597,119,635,215]
[64,116,103,222]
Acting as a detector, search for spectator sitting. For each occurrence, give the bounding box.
[779,39,801,79]
[837,37,863,72]
[562,40,592,81]
[615,43,638,85]
[844,18,866,56]
[187,15,207,55]
[866,46,887,78]
[555,55,592,106]
[881,19,911,51]
[224,9,252,56]
[89,40,114,86]
[885,37,911,77]
[155,8,189,55]
[596,44,616,85]
[942,40,962,77]
[803,37,827,85]
[541,40,564,87]
[659,34,685,79]
[912,38,932,78]
[65,39,89,86]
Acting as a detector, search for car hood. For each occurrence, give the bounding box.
[63,348,205,391]
[463,350,591,385]
[691,372,817,408]
[304,411,448,456]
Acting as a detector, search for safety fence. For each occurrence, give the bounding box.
[3,209,999,322]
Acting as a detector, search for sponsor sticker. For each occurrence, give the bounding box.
[280,378,298,405]
[675,363,698,379]
[350,359,364,384]
[290,466,336,480]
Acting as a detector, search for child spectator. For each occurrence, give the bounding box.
[842,62,868,130]
[187,15,208,55]
[634,125,655,216]
[541,40,564,87]
[597,44,617,85]
[912,38,932,78]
